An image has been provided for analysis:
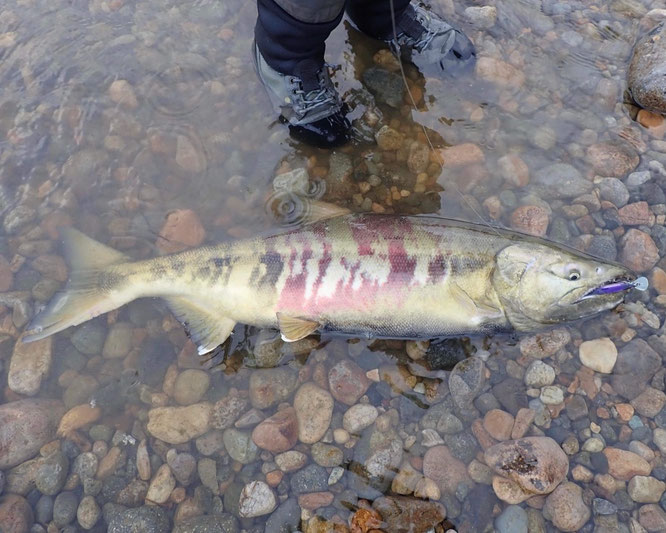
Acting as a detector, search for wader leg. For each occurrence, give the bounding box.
[255,0,346,74]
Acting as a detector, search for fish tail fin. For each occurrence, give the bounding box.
[23,228,131,343]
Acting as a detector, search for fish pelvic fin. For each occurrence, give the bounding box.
[23,228,131,343]
[304,201,351,224]
[276,313,319,342]
[165,297,236,354]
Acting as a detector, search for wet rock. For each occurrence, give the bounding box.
[440,143,485,167]
[519,328,570,359]
[8,336,52,396]
[362,67,405,108]
[483,409,514,441]
[464,6,496,29]
[77,495,100,529]
[294,382,333,444]
[372,495,446,533]
[485,437,568,495]
[35,451,69,495]
[498,154,529,187]
[173,369,210,406]
[146,404,212,444]
[533,164,592,199]
[632,387,666,417]
[251,407,298,453]
[0,494,33,533]
[70,322,106,355]
[619,201,652,226]
[0,399,65,469]
[290,464,329,494]
[407,142,430,173]
[311,442,343,467]
[449,357,486,409]
[598,177,630,207]
[156,209,205,254]
[249,368,297,409]
[146,464,175,504]
[579,338,617,373]
[343,404,378,434]
[423,445,470,494]
[475,57,525,88]
[603,447,651,480]
[375,125,404,151]
[223,428,259,464]
[495,504,528,533]
[510,205,549,236]
[543,482,590,532]
[53,491,78,527]
[492,378,528,414]
[211,395,248,429]
[107,505,170,533]
[328,359,369,405]
[236,480,276,518]
[172,514,239,533]
[274,167,310,195]
[628,476,666,503]
[628,23,666,114]
[639,503,666,532]
[275,450,307,472]
[619,229,659,272]
[586,142,639,178]
[326,152,353,198]
[350,425,403,499]
[612,339,661,399]
[102,322,133,359]
[109,79,138,109]
[524,360,555,387]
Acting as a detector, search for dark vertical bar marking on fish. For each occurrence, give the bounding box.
[258,251,284,287]
[428,254,447,283]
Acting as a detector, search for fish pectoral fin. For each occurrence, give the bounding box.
[276,313,319,342]
[450,283,503,323]
[165,297,236,355]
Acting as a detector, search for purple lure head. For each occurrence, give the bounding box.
[584,276,648,298]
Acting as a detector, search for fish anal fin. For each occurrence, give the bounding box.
[165,297,235,354]
[276,313,319,342]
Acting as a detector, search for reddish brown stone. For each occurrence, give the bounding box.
[328,359,369,406]
[586,141,639,178]
[483,409,515,441]
[251,407,298,453]
[439,143,485,167]
[618,201,652,226]
[0,494,33,533]
[298,492,335,510]
[423,445,470,494]
[619,229,659,273]
[156,209,205,254]
[510,205,549,236]
[603,447,651,481]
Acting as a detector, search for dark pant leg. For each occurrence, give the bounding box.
[255,0,345,75]
[345,0,411,40]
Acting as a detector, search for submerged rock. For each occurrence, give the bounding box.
[373,495,446,533]
[629,23,666,113]
[0,399,65,469]
[543,482,590,532]
[485,437,568,495]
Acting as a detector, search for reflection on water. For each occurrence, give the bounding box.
[0,0,665,532]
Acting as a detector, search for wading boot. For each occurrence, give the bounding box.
[253,43,351,148]
[386,3,476,73]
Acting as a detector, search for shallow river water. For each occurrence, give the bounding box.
[1,0,666,532]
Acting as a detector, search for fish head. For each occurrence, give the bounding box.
[493,242,639,331]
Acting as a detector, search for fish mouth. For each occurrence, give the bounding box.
[576,275,649,302]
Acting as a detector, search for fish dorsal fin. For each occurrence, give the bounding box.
[61,227,129,270]
[304,201,351,224]
[276,313,319,342]
[165,297,236,354]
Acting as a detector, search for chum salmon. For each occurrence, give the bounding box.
[23,211,647,353]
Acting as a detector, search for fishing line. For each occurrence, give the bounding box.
[386,0,503,237]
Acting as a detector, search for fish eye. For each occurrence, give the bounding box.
[568,270,581,281]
